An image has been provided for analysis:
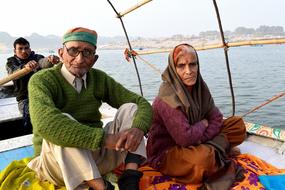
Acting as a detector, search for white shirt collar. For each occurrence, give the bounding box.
[61,64,87,89]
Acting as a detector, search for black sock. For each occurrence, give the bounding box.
[118,169,143,190]
[125,153,144,165]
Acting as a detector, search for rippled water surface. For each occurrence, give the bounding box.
[1,45,284,128]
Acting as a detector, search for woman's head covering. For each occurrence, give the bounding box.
[158,43,214,123]
[63,27,98,47]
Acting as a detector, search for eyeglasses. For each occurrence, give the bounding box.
[64,44,95,58]
[16,46,30,51]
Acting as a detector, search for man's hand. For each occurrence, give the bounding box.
[118,128,144,152]
[104,128,144,152]
[47,55,60,64]
[24,60,39,70]
[104,133,121,150]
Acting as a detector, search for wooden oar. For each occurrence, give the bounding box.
[0,67,32,86]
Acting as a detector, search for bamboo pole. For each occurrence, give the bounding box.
[0,67,32,86]
[117,0,152,17]
[136,38,285,55]
[229,38,285,46]
[241,91,285,118]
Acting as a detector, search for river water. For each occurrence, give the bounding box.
[0,45,284,128]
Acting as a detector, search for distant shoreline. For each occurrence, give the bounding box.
[1,25,285,53]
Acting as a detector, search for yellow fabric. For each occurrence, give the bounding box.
[0,158,66,190]
[0,157,120,190]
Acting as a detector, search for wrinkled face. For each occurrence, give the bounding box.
[175,50,198,87]
[14,44,31,59]
[59,41,98,77]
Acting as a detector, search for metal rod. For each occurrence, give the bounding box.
[107,0,144,96]
[213,0,236,116]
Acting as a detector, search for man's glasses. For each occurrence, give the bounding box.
[16,46,30,51]
[64,44,95,58]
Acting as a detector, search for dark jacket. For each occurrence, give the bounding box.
[6,51,44,102]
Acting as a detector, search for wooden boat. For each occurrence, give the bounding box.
[0,97,31,141]
[0,98,285,170]
[0,81,16,99]
[0,99,284,190]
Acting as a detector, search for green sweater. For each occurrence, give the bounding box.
[28,63,152,156]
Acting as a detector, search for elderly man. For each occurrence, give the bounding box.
[27,27,152,190]
[6,37,59,129]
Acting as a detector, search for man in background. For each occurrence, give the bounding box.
[6,37,60,129]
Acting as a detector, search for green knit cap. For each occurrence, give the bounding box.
[63,27,97,47]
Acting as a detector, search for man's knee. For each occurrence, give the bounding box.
[118,103,137,116]
[115,103,138,130]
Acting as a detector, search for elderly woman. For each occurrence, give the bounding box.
[146,43,246,189]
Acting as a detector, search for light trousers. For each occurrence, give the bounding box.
[28,103,146,190]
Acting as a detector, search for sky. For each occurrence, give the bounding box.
[1,0,285,38]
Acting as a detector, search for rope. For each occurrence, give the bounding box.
[136,55,162,75]
[241,91,285,118]
[124,48,161,75]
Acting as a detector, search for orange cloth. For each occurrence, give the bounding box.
[139,154,285,190]
[139,166,200,190]
[231,154,285,190]
[222,116,247,147]
[159,144,217,184]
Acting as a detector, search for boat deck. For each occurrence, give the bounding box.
[239,136,285,168]
[0,135,33,170]
[0,97,21,123]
